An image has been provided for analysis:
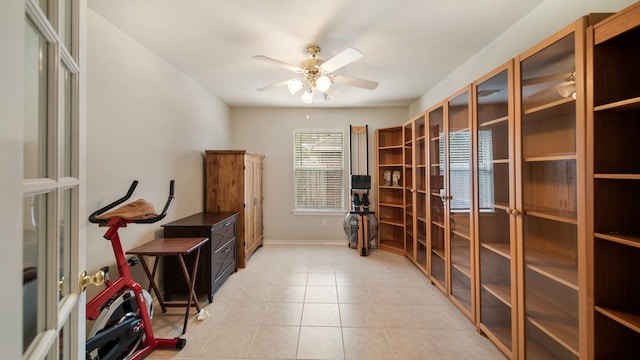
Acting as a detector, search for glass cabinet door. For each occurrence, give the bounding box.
[519,24,581,359]
[428,105,446,292]
[475,64,515,356]
[448,89,473,315]
[415,115,427,272]
[404,121,414,258]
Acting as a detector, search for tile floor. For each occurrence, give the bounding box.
[147,244,505,359]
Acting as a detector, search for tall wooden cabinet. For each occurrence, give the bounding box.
[513,14,611,358]
[400,114,428,273]
[205,150,264,268]
[425,86,475,321]
[473,61,517,357]
[587,2,640,358]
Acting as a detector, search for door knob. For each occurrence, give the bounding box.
[79,269,105,292]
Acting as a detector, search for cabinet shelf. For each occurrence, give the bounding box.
[595,96,640,112]
[431,220,445,229]
[482,242,511,259]
[527,316,579,357]
[379,145,404,150]
[432,248,445,260]
[594,232,640,249]
[479,115,509,127]
[594,173,640,180]
[526,291,579,356]
[525,248,578,290]
[482,283,512,307]
[379,218,404,227]
[524,206,577,224]
[595,306,640,334]
[379,201,404,208]
[523,97,575,116]
[524,153,577,162]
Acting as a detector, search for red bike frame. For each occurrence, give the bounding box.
[87,181,183,359]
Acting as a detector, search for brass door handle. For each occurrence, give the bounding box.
[79,270,105,292]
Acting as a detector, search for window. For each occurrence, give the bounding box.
[294,129,344,212]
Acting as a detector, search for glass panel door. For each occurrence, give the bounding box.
[23,0,83,358]
[520,29,580,359]
[404,121,414,258]
[428,105,446,291]
[475,65,515,355]
[448,90,473,314]
[415,115,427,271]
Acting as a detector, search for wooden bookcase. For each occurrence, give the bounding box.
[374,9,620,359]
[401,114,428,273]
[375,126,405,255]
[587,2,640,358]
[473,60,517,358]
[425,86,475,321]
[515,17,594,359]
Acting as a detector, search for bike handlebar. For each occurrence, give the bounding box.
[88,180,175,224]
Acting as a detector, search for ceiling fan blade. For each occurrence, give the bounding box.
[257,80,289,92]
[522,72,574,86]
[253,55,301,72]
[333,75,378,90]
[320,47,363,73]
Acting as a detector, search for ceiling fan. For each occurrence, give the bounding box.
[254,45,379,104]
[523,71,577,100]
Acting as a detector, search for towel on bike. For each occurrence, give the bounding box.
[95,199,158,220]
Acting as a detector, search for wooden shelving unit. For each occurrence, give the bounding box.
[587,2,640,358]
[373,7,628,359]
[400,114,428,273]
[375,126,405,255]
[516,17,592,359]
[473,60,516,358]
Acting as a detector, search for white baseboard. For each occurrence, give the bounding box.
[264,239,347,246]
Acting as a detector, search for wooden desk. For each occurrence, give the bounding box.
[127,237,208,334]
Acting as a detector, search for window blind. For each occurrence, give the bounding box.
[294,130,344,210]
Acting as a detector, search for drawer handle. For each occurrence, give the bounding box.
[224,221,232,227]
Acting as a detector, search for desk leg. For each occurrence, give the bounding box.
[177,247,202,334]
[137,255,166,313]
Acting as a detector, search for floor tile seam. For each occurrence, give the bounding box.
[192,322,220,358]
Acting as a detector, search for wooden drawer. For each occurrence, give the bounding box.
[162,212,238,303]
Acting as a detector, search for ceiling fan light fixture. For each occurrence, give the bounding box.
[301,89,314,104]
[287,78,303,94]
[316,75,331,92]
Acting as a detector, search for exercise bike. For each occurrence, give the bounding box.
[86,180,186,360]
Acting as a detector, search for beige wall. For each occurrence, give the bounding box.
[409,0,638,116]
[230,107,407,243]
[86,10,231,276]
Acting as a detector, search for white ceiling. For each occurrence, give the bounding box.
[88,0,544,108]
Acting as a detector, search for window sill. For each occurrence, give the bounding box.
[292,209,346,216]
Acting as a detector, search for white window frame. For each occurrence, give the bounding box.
[292,129,346,215]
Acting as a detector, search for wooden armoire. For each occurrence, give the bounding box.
[205,150,264,268]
